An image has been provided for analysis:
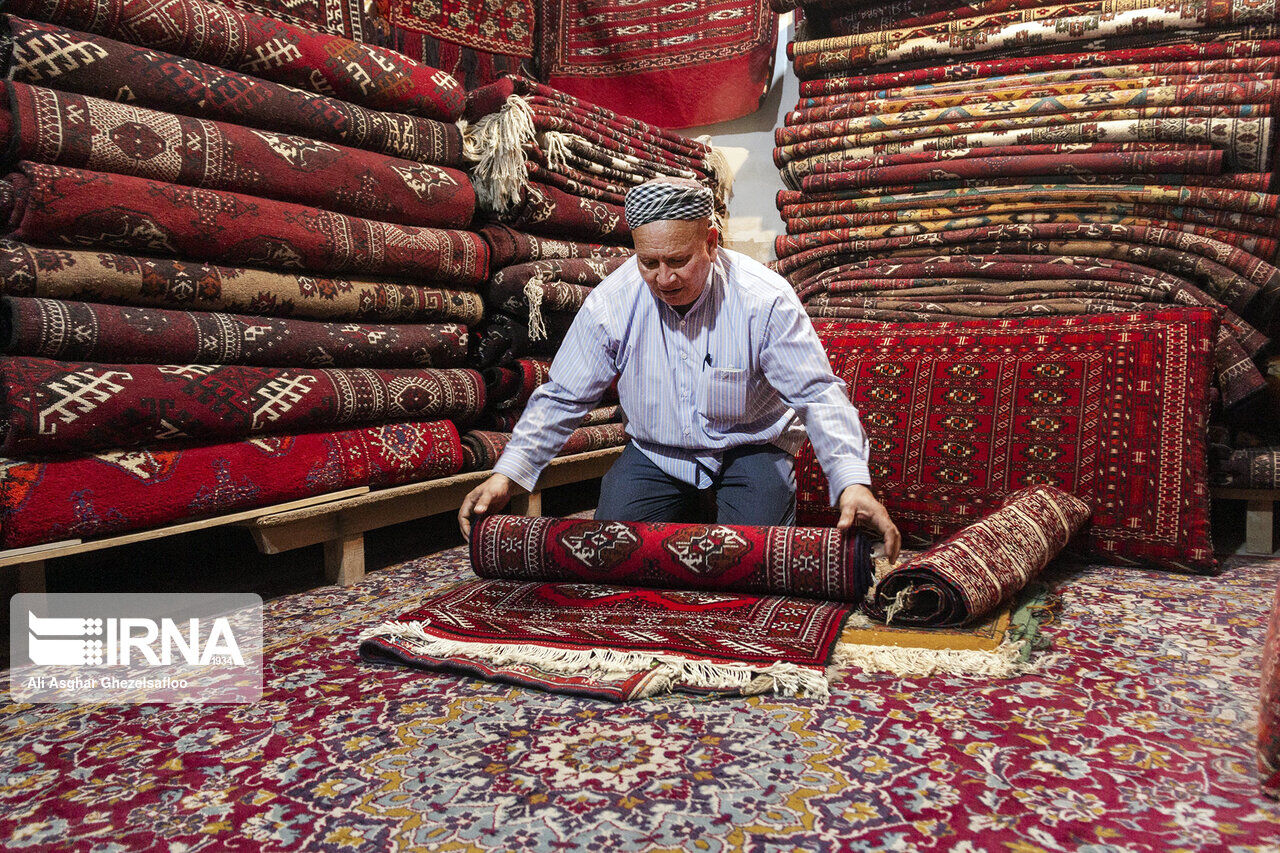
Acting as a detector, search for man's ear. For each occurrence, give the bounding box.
[705,222,720,252]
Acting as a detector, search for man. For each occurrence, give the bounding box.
[459,178,900,559]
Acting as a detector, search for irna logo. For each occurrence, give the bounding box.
[27,612,246,667]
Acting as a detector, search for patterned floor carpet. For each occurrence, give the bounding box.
[3,546,1280,850]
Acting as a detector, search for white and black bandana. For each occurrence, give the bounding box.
[624,179,714,230]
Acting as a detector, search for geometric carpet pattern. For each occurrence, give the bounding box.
[2,550,1279,850]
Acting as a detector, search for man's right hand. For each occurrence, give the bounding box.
[458,473,516,541]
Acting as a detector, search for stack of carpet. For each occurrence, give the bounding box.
[449,75,736,472]
[0,0,503,549]
[763,0,1280,571]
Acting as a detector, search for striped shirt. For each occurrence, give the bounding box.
[494,247,871,505]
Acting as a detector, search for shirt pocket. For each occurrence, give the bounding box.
[701,366,749,423]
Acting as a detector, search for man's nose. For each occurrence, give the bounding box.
[658,264,677,284]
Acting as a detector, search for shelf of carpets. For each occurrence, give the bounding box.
[764,0,1280,574]
[0,0,522,570]
[447,74,735,474]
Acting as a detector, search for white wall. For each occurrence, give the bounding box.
[682,13,797,264]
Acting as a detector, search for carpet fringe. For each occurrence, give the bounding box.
[524,272,549,341]
[363,620,830,698]
[829,637,1035,678]
[463,94,535,213]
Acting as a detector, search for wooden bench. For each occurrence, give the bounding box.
[2,446,622,592]
[1211,487,1280,555]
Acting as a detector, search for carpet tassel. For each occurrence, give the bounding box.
[362,620,831,698]
[463,94,535,213]
[524,274,549,341]
[829,637,1036,678]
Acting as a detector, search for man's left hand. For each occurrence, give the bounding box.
[837,484,901,562]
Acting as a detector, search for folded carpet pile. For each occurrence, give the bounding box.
[775,0,1280,540]
[462,75,732,242]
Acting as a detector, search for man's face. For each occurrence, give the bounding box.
[633,219,717,308]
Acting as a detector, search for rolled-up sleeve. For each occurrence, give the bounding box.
[758,293,871,505]
[492,300,619,492]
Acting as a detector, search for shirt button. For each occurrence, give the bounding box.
[680,352,687,360]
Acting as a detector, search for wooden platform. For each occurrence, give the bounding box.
[1,447,622,592]
[1211,487,1280,555]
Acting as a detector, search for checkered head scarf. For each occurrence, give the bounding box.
[624,178,715,230]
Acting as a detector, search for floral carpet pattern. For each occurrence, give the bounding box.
[2,546,1280,850]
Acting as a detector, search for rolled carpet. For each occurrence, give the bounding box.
[470,514,874,603]
[479,224,634,270]
[6,0,465,120]
[1,297,470,368]
[459,423,626,471]
[1,81,477,229]
[0,420,464,548]
[0,357,486,454]
[1,16,465,167]
[1,163,490,287]
[0,241,486,325]
[483,358,553,411]
[866,486,1091,627]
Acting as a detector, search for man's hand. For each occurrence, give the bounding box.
[837,484,901,562]
[459,473,516,541]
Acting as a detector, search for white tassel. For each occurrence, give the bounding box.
[542,131,571,171]
[883,587,913,625]
[829,637,1037,679]
[703,143,736,208]
[524,274,549,342]
[363,620,832,698]
[464,94,536,213]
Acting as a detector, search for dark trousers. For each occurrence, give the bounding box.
[595,442,796,526]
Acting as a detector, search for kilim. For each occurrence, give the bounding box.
[797,309,1218,573]
[788,1,1280,77]
[479,224,634,270]
[0,17,466,166]
[0,242,486,325]
[866,486,1090,627]
[535,0,778,128]
[1262,577,1280,798]
[1,297,470,368]
[786,77,1275,124]
[6,0,466,120]
[1,163,490,287]
[2,82,477,229]
[0,420,463,547]
[776,83,1278,144]
[459,422,625,471]
[795,38,1280,96]
[799,151,1226,194]
[0,358,485,454]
